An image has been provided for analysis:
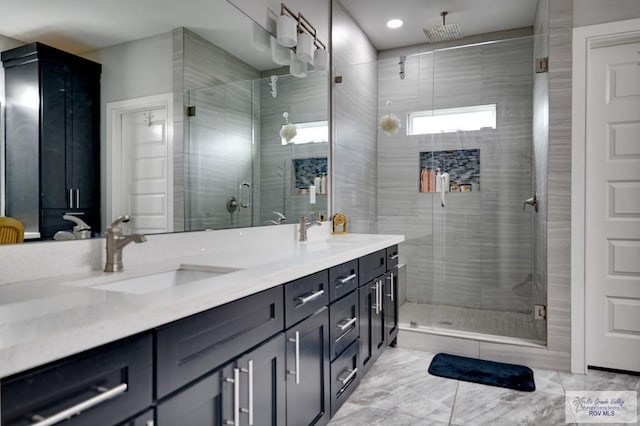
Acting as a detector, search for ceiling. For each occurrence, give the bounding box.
[0,0,278,70]
[339,0,538,51]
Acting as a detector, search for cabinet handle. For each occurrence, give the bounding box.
[386,273,395,302]
[68,189,73,209]
[288,331,300,384]
[297,289,324,306]
[240,360,254,425]
[389,254,399,260]
[337,368,358,385]
[371,282,379,314]
[76,189,80,208]
[223,368,240,426]
[337,273,357,286]
[337,317,357,331]
[29,383,127,426]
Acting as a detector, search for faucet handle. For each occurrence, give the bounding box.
[111,215,131,227]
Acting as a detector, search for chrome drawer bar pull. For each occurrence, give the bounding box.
[240,360,254,425]
[297,289,324,305]
[386,273,395,302]
[337,273,357,285]
[336,317,357,331]
[389,254,399,260]
[288,331,300,384]
[30,383,128,426]
[337,368,358,385]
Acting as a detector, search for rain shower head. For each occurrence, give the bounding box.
[423,11,463,43]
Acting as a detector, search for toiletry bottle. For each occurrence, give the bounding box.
[320,174,327,194]
[314,176,322,192]
[435,168,442,193]
[442,171,450,192]
[429,169,436,192]
[420,168,428,192]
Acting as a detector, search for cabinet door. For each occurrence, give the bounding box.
[70,69,100,210]
[237,334,286,426]
[358,278,384,374]
[384,269,399,345]
[118,409,154,426]
[286,308,330,426]
[156,369,226,425]
[40,61,69,210]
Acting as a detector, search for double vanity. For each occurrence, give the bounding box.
[0,224,403,425]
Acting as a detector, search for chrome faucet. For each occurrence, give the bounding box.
[299,215,321,242]
[104,215,147,272]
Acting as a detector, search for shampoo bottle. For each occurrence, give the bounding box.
[435,168,442,193]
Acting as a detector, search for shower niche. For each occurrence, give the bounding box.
[419,149,480,193]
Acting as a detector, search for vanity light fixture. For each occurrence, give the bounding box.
[275,3,328,77]
[386,19,404,29]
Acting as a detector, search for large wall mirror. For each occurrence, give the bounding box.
[0,0,330,245]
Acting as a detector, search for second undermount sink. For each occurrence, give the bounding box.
[90,265,240,295]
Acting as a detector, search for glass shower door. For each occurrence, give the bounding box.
[186,81,254,230]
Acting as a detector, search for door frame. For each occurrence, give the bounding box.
[106,93,174,232]
[571,18,640,374]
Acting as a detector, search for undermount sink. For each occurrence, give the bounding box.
[90,265,240,295]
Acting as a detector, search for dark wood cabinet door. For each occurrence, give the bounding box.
[40,61,69,210]
[358,278,384,375]
[237,333,286,426]
[156,369,226,426]
[384,269,399,345]
[70,69,100,210]
[286,308,330,426]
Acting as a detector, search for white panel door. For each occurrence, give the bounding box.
[121,108,170,234]
[586,39,640,372]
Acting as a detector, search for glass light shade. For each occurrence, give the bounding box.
[295,31,314,64]
[313,48,328,71]
[271,37,292,65]
[276,14,297,48]
[290,56,308,78]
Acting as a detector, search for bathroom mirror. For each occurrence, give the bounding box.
[0,0,330,243]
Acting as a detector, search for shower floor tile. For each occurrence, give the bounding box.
[399,301,545,343]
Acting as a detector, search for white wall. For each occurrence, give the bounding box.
[82,32,173,230]
[0,34,26,216]
[573,0,640,27]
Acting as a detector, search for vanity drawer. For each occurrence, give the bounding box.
[285,270,330,328]
[1,333,153,426]
[328,259,359,302]
[329,290,359,361]
[330,340,360,417]
[358,249,386,286]
[156,286,284,398]
[386,245,399,271]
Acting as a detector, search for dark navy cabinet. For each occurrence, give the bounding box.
[359,277,385,375]
[2,42,101,239]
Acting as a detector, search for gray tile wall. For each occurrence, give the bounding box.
[376,35,537,316]
[331,0,379,233]
[258,70,329,225]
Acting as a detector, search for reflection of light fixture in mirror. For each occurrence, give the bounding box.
[290,56,308,78]
[271,37,292,65]
[276,3,328,77]
[279,112,297,142]
[379,100,401,135]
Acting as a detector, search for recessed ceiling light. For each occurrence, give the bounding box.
[386,19,403,29]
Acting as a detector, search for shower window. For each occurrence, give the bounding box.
[407,104,496,135]
[281,120,329,145]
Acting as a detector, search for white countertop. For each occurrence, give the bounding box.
[0,225,403,379]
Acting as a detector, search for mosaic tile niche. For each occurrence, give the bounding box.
[293,157,327,191]
[419,149,480,191]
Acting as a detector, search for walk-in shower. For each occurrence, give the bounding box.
[373,33,548,345]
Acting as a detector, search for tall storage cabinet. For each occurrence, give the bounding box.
[2,42,101,239]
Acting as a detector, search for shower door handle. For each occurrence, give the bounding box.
[523,193,538,212]
[239,182,251,208]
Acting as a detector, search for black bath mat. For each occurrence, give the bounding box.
[428,353,536,392]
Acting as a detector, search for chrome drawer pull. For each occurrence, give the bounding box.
[336,317,357,331]
[337,368,358,385]
[389,254,399,260]
[297,289,325,305]
[337,273,357,285]
[386,273,395,302]
[240,360,254,425]
[288,331,300,384]
[30,383,128,426]
[223,368,240,426]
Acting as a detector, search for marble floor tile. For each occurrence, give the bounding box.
[532,368,565,396]
[328,402,449,426]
